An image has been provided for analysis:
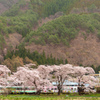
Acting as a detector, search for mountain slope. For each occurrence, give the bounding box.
[24,13,100,67]
[0,0,100,68]
[30,0,100,16]
[25,13,100,45]
[0,0,19,14]
[71,0,100,14]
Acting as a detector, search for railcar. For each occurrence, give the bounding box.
[0,86,78,94]
[0,86,37,94]
[42,86,78,93]
[42,86,58,93]
[0,82,89,94]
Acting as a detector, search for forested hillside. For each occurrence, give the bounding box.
[0,0,19,14]
[30,0,100,17]
[71,0,100,14]
[0,0,78,52]
[25,13,100,46]
[72,0,100,9]
[0,0,39,51]
[30,0,77,17]
[0,0,100,72]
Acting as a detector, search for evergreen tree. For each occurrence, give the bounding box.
[65,59,68,64]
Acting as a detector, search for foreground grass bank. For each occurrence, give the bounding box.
[0,93,100,100]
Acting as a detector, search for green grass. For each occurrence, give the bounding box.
[0,93,100,100]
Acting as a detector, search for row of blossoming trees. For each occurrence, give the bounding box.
[0,64,98,95]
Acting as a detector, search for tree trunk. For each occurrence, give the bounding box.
[78,86,85,95]
[58,84,61,95]
[58,89,61,95]
[36,90,41,95]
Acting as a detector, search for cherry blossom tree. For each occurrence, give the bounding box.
[39,64,96,95]
[8,64,52,94]
[0,65,11,86]
[0,63,97,95]
[0,65,11,95]
[72,66,97,94]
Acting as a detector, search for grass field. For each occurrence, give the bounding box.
[0,93,100,100]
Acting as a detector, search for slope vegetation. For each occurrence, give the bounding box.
[30,0,100,16]
[0,0,19,14]
[24,13,100,67]
[0,0,78,53]
[0,0,100,69]
[25,13,100,46]
[71,0,100,14]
